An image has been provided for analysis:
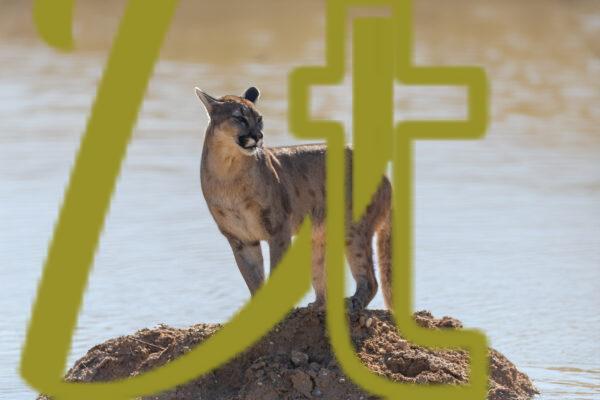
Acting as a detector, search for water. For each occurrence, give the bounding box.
[1,0,599,398]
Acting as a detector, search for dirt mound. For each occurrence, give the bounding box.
[41,308,538,400]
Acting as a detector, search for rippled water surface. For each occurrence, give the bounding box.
[1,1,599,398]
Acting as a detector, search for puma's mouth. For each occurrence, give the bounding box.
[238,135,263,152]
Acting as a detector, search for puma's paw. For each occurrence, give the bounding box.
[345,296,365,315]
[308,299,326,312]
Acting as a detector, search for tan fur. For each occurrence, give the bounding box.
[196,87,393,310]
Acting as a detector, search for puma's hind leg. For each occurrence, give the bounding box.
[345,224,378,312]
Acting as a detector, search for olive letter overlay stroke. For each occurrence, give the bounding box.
[289,0,489,399]
[21,0,489,399]
[21,1,312,399]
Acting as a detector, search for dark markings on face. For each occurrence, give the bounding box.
[308,189,316,198]
[294,186,301,197]
[248,241,260,247]
[208,96,264,149]
[217,97,264,150]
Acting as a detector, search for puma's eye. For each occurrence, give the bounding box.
[234,116,249,127]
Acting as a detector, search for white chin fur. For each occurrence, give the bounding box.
[238,138,262,155]
[240,145,258,155]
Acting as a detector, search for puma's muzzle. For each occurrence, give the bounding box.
[238,131,263,151]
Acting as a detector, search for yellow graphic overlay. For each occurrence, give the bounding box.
[289,0,489,399]
[20,0,489,399]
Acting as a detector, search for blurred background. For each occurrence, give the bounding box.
[0,0,598,398]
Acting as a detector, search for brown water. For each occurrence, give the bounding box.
[1,1,599,398]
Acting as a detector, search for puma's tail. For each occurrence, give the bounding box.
[377,209,393,310]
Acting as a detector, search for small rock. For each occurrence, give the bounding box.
[315,369,332,389]
[291,350,309,366]
[366,317,373,328]
[290,370,313,398]
[318,368,329,377]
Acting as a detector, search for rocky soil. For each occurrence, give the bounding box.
[40,308,538,399]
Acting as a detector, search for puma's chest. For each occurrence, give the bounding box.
[207,189,268,242]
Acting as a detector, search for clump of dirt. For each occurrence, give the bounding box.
[40,308,538,400]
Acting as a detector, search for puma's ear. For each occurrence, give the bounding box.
[195,87,220,114]
[243,86,260,103]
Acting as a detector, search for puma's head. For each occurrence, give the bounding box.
[196,87,264,155]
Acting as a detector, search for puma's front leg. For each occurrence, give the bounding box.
[309,224,326,310]
[226,236,264,295]
[268,233,291,274]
